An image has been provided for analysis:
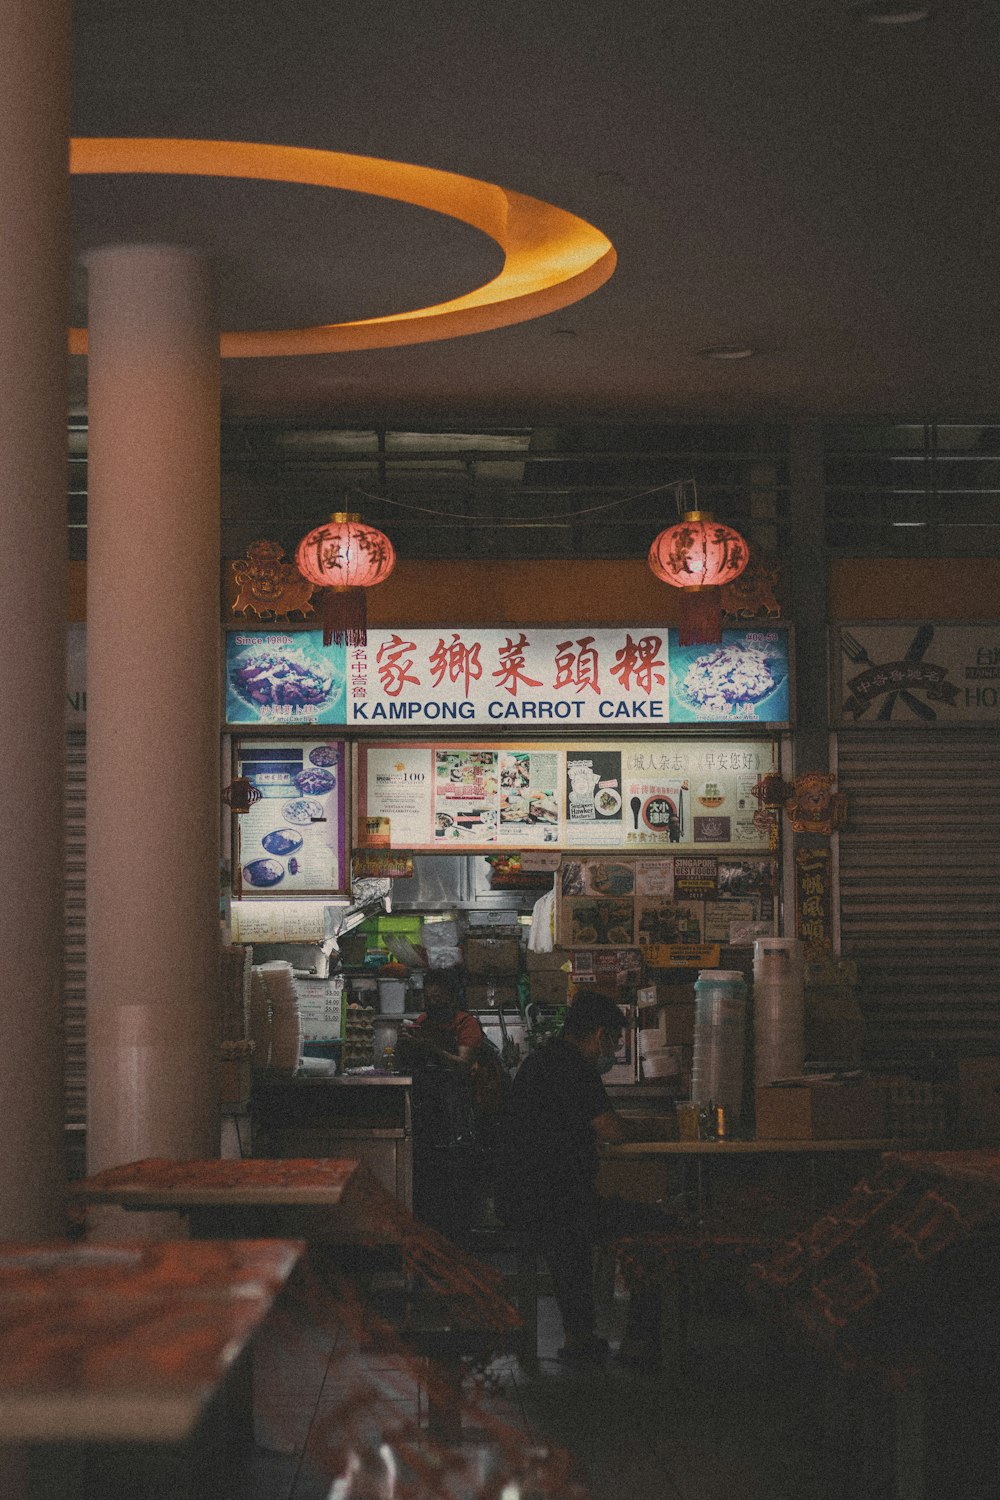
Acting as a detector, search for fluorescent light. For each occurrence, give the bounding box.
[696,345,756,361]
[859,6,929,24]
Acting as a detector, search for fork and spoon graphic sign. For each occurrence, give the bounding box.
[840,625,938,721]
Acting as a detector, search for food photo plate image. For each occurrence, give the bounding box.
[225,632,347,724]
[668,630,789,723]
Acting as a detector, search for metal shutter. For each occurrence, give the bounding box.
[835,729,1000,1062]
[65,729,86,1178]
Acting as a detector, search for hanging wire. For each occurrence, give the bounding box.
[344,476,697,527]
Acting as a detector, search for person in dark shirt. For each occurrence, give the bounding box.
[495,988,630,1363]
[397,969,497,1240]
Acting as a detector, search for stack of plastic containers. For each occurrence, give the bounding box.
[252,960,303,1076]
[691,969,748,1129]
[752,937,805,1086]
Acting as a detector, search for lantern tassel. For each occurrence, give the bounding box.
[678,585,723,646]
[321,585,368,647]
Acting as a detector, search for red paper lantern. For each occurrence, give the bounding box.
[295,511,396,646]
[648,509,749,645]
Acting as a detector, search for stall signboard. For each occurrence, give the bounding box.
[356,737,778,853]
[233,738,347,895]
[225,625,791,728]
[833,622,1000,726]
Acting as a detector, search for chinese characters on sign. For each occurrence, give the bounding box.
[225,626,791,728]
[835,623,999,725]
[794,846,833,952]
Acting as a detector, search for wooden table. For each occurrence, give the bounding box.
[601,1136,898,1221]
[0,1237,302,1500]
[71,1155,392,1245]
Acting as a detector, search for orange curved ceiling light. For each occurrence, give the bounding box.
[69,138,617,356]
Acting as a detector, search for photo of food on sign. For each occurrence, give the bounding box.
[235,738,343,894]
[668,630,789,724]
[561,860,636,899]
[637,899,704,946]
[563,896,636,948]
[226,632,346,724]
[565,750,622,823]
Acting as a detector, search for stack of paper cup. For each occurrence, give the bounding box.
[753,938,805,1085]
[691,970,748,1127]
[253,961,302,1075]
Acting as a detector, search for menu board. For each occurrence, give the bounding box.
[558,854,778,949]
[356,737,777,853]
[225,625,792,728]
[234,738,347,895]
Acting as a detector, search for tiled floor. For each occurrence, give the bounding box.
[244,1254,865,1500]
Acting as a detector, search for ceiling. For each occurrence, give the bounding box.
[69,1,1000,558]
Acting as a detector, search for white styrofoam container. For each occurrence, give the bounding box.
[378,979,408,1015]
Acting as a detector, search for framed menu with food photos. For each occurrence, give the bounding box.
[355,737,780,854]
[233,738,348,896]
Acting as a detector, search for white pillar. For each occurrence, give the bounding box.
[86,246,221,1178]
[0,0,71,1238]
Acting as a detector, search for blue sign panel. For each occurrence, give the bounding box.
[666,629,790,725]
[225,630,347,725]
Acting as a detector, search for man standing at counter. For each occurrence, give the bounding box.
[495,989,630,1365]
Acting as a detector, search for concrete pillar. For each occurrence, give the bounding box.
[86,247,221,1179]
[0,0,72,1238]
[788,423,830,777]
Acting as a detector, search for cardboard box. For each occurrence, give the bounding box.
[755,1080,886,1140]
[466,936,520,975]
[465,980,518,1010]
[527,970,568,1006]
[639,1004,695,1046]
[526,946,572,972]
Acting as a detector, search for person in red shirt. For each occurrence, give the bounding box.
[401,968,486,1068]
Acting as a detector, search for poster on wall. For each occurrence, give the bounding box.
[225,625,792,728]
[794,845,834,951]
[497,749,560,845]
[833,622,1000,726]
[620,739,776,851]
[234,739,347,895]
[565,749,624,848]
[356,738,779,853]
[557,852,776,949]
[434,749,500,843]
[363,745,434,847]
[560,859,636,948]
